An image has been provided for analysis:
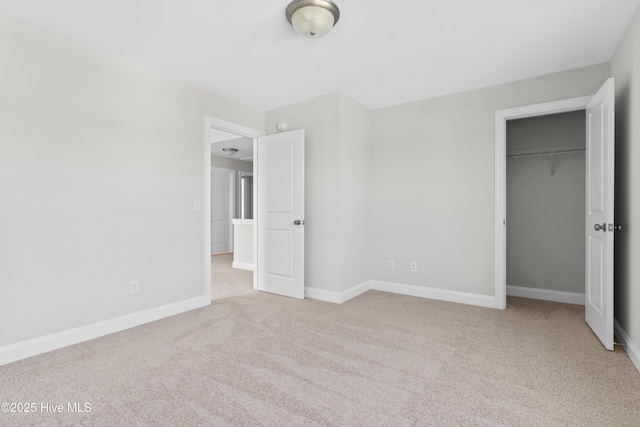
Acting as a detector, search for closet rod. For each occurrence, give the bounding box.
[506,145,585,159]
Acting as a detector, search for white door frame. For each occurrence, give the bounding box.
[494,96,591,309]
[203,117,265,300]
[238,171,253,220]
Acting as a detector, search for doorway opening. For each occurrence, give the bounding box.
[505,111,586,305]
[494,96,591,309]
[497,79,616,351]
[204,117,264,301]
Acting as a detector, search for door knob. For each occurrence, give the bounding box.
[294,220,305,226]
[594,223,606,232]
[613,224,623,232]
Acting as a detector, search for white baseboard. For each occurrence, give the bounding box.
[342,281,372,301]
[232,261,254,271]
[507,285,585,305]
[371,280,497,308]
[305,281,370,304]
[615,319,640,374]
[0,296,210,367]
[306,280,496,309]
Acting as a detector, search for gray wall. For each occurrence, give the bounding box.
[265,66,608,298]
[338,94,373,291]
[266,93,342,292]
[4,3,639,360]
[0,15,263,347]
[611,5,640,353]
[370,64,610,296]
[265,92,372,292]
[506,112,585,294]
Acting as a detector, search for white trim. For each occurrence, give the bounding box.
[231,261,254,271]
[507,285,585,305]
[203,118,212,301]
[371,280,497,308]
[232,219,253,225]
[342,281,372,302]
[238,171,253,220]
[207,117,266,139]
[204,117,264,293]
[0,296,209,367]
[305,280,496,308]
[252,138,258,290]
[495,96,591,311]
[305,287,346,304]
[495,108,507,309]
[615,319,640,373]
[305,282,371,304]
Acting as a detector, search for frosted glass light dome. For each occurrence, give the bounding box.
[286,0,340,38]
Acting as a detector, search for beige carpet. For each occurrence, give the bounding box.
[1,290,638,426]
[211,253,255,300]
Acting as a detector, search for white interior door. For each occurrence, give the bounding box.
[585,77,615,351]
[211,168,234,254]
[257,130,305,299]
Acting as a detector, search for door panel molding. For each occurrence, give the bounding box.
[257,130,305,299]
[585,78,615,350]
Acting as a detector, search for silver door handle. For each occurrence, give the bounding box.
[612,224,623,232]
[294,220,305,226]
[594,223,606,232]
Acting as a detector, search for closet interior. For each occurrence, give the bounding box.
[506,110,586,300]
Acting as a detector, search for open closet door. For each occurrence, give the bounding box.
[585,78,615,351]
[257,130,305,299]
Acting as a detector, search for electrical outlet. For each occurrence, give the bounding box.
[410,262,418,273]
[387,259,394,270]
[130,280,139,295]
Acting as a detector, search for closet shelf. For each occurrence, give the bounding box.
[506,145,585,159]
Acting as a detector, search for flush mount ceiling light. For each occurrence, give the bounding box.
[286,0,340,38]
[222,148,238,156]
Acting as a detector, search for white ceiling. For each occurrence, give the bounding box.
[211,134,254,162]
[0,0,638,111]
